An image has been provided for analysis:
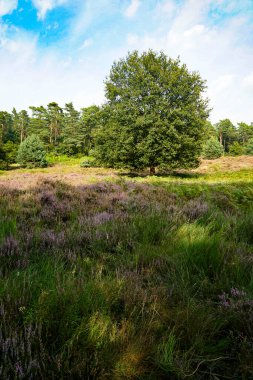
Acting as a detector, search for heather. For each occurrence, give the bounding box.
[1,160,253,379]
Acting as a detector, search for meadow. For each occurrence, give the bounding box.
[1,156,253,379]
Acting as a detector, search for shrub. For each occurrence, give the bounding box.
[229,141,244,156]
[80,157,98,168]
[202,137,224,159]
[245,138,253,155]
[17,135,48,168]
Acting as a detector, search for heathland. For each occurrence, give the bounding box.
[1,155,253,379]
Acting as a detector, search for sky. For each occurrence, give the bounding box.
[0,0,253,124]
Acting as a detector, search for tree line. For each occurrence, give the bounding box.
[0,103,100,167]
[0,50,253,171]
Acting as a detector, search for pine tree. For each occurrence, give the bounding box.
[17,134,48,168]
[202,137,224,159]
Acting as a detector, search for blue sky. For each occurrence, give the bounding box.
[0,0,253,123]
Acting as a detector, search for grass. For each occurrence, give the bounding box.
[1,156,253,379]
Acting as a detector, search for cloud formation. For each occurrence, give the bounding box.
[125,0,253,123]
[0,0,253,124]
[32,0,68,20]
[0,0,18,16]
[124,0,141,18]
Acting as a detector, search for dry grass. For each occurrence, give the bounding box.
[196,155,253,173]
[0,164,118,190]
[1,156,253,191]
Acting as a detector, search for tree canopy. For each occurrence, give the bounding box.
[94,50,210,173]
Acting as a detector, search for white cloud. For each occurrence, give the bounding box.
[70,0,112,41]
[124,0,141,18]
[209,74,235,97]
[242,72,253,88]
[79,38,93,50]
[157,0,175,14]
[32,0,68,20]
[0,0,18,16]
[0,23,106,112]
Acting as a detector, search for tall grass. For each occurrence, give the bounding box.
[1,175,253,379]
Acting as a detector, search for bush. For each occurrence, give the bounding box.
[245,138,253,155]
[80,157,98,168]
[202,137,224,159]
[229,142,244,156]
[17,135,48,168]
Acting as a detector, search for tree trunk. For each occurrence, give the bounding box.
[150,166,156,175]
[219,131,222,145]
[21,119,24,143]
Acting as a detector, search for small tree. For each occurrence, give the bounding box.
[3,141,18,164]
[202,137,224,159]
[17,134,48,168]
[245,138,253,155]
[229,141,244,156]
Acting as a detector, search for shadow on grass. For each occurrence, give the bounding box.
[1,165,21,172]
[118,170,205,179]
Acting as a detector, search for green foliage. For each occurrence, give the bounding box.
[3,140,19,164]
[94,50,210,173]
[17,134,48,168]
[204,120,217,140]
[80,157,98,167]
[237,122,253,144]
[12,108,30,143]
[229,141,244,156]
[245,138,253,155]
[80,105,101,154]
[202,137,224,159]
[215,119,237,152]
[56,139,80,156]
[0,144,7,169]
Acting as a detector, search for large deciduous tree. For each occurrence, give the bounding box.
[94,50,210,173]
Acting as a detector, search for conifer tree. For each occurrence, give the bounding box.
[17,134,48,168]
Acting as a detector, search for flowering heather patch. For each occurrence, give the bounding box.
[218,288,253,310]
[39,229,66,248]
[1,171,253,379]
[92,211,115,225]
[0,320,48,379]
[182,198,210,221]
[0,235,29,275]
